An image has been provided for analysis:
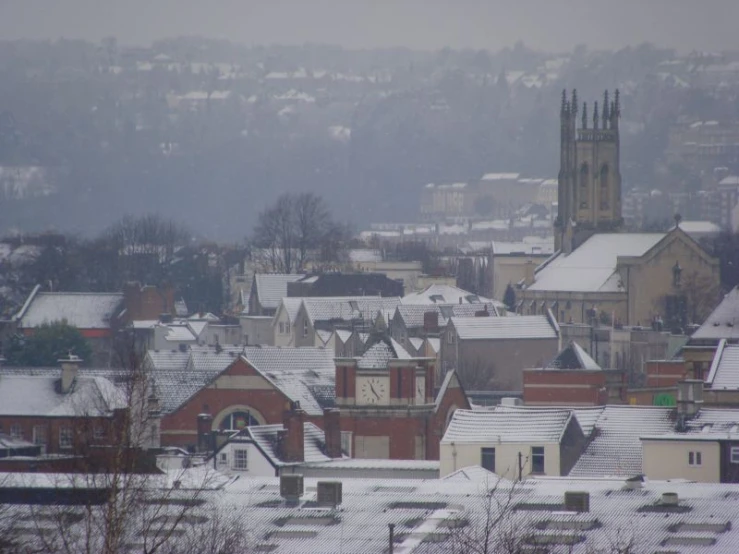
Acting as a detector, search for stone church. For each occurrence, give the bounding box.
[518,90,720,328]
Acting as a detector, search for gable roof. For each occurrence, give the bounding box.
[692,287,739,342]
[442,407,575,444]
[276,297,303,326]
[241,346,335,415]
[356,336,415,369]
[253,274,304,311]
[293,272,403,297]
[568,406,674,477]
[451,314,558,340]
[545,340,601,370]
[527,233,664,293]
[16,289,124,329]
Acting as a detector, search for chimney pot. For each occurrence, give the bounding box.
[58,352,82,394]
[323,408,342,458]
[282,408,305,462]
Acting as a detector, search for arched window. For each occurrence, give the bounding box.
[219,411,260,431]
[599,165,610,210]
[579,163,589,208]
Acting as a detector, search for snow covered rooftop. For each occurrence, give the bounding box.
[356,336,415,369]
[16,290,124,330]
[527,233,665,293]
[442,408,575,444]
[394,302,500,329]
[481,172,520,181]
[301,296,401,325]
[706,340,739,390]
[402,284,502,308]
[451,314,557,341]
[246,422,335,466]
[253,274,305,311]
[691,287,739,342]
[545,341,601,370]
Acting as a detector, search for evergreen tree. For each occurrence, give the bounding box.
[5,320,92,366]
[503,284,516,313]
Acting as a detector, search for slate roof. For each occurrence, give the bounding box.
[526,233,664,293]
[277,297,303,324]
[0,375,126,417]
[451,314,558,340]
[253,274,304,311]
[241,346,336,415]
[691,287,739,342]
[356,336,416,369]
[246,422,334,466]
[442,408,575,444]
[301,296,402,325]
[16,290,124,329]
[394,302,500,329]
[145,349,191,372]
[545,340,601,370]
[569,406,674,477]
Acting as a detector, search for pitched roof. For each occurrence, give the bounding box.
[545,340,601,370]
[16,291,124,329]
[301,296,401,325]
[356,336,415,369]
[277,297,303,325]
[247,422,334,466]
[402,284,503,308]
[706,339,739,389]
[526,233,664,293]
[241,346,335,415]
[692,287,739,342]
[442,407,575,444]
[394,302,500,329]
[451,314,558,340]
[0,375,126,417]
[569,406,674,477]
[254,274,304,310]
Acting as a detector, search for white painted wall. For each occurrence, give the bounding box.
[440,441,561,479]
[215,442,277,477]
[642,439,720,482]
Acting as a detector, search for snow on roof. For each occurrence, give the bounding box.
[247,422,334,466]
[678,220,721,235]
[408,337,424,352]
[145,349,191,371]
[241,347,335,415]
[357,337,415,369]
[277,297,303,325]
[348,249,382,263]
[706,340,739,389]
[481,172,520,181]
[17,291,124,329]
[527,233,665,293]
[426,337,440,354]
[164,324,197,342]
[569,406,673,478]
[0,375,126,417]
[471,219,509,231]
[492,240,555,255]
[402,284,501,308]
[719,176,739,186]
[395,302,500,329]
[301,296,401,325]
[254,274,305,310]
[451,315,557,341]
[545,341,601,370]
[692,287,739,342]
[443,408,574,444]
[334,329,352,343]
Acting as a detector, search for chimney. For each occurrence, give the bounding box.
[323,408,342,458]
[677,379,703,419]
[147,393,162,449]
[58,353,82,394]
[475,305,490,317]
[524,260,535,287]
[282,406,305,462]
[196,413,213,452]
[423,311,439,333]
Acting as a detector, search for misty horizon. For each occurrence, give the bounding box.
[2,0,739,53]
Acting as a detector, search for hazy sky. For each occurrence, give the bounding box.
[1,0,739,53]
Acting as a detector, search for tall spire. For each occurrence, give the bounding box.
[571,89,578,118]
[593,101,599,130]
[602,90,610,128]
[561,89,567,117]
[582,102,588,129]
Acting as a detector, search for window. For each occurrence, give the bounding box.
[232,449,248,470]
[303,319,308,338]
[33,426,47,445]
[93,426,105,441]
[599,165,610,210]
[341,431,353,457]
[447,331,453,344]
[396,370,403,398]
[10,424,22,440]
[220,453,228,464]
[579,163,589,209]
[279,322,285,334]
[689,451,702,466]
[220,411,259,431]
[531,447,545,474]
[731,447,739,464]
[481,448,496,472]
[59,427,73,449]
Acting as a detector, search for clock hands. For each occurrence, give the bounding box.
[368,382,381,400]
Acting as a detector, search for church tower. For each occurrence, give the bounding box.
[554,89,622,253]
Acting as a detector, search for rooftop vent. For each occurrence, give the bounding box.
[564,491,590,513]
[279,474,304,503]
[661,492,679,506]
[316,481,343,508]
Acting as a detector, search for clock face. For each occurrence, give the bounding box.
[358,376,388,405]
[416,376,426,404]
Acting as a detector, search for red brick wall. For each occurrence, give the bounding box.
[0,415,115,455]
[645,360,687,388]
[523,370,607,406]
